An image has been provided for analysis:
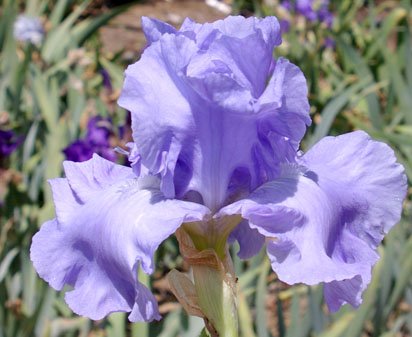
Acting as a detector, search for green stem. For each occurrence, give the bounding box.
[193,262,238,337]
[173,228,239,337]
[168,227,239,337]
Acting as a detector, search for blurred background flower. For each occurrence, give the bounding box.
[0,128,23,207]
[13,15,44,45]
[281,0,333,25]
[0,129,23,160]
[63,116,117,162]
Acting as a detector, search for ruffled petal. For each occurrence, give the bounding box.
[299,130,407,310]
[119,18,310,210]
[257,58,311,143]
[141,16,177,44]
[186,22,277,99]
[219,131,406,310]
[31,155,209,322]
[228,220,265,259]
[299,131,406,243]
[324,276,364,312]
[118,34,198,199]
[62,154,134,202]
[180,16,282,49]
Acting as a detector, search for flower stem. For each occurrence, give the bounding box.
[173,229,239,337]
[192,261,238,337]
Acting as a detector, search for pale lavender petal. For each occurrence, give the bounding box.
[228,220,265,259]
[299,131,406,310]
[62,154,133,202]
[49,178,79,225]
[31,155,209,322]
[219,131,406,310]
[186,32,272,103]
[257,58,311,143]
[184,16,282,99]
[119,34,197,199]
[141,16,177,44]
[119,17,310,210]
[180,16,282,49]
[324,276,363,312]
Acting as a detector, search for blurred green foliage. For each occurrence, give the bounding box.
[0,0,411,336]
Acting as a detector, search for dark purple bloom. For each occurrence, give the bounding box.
[62,140,94,162]
[86,116,112,147]
[100,69,113,93]
[63,116,116,162]
[31,16,406,323]
[0,129,23,158]
[281,0,334,26]
[280,19,291,34]
[296,0,317,21]
[318,4,334,27]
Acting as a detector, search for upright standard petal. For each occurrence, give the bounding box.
[30,155,209,321]
[220,131,406,311]
[180,16,282,49]
[141,16,177,44]
[119,16,310,211]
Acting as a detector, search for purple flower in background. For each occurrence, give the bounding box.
[318,3,334,27]
[0,129,23,159]
[62,140,94,163]
[13,15,44,45]
[86,116,112,147]
[280,19,291,34]
[281,0,334,27]
[63,116,116,163]
[100,69,113,93]
[324,36,335,49]
[281,0,293,11]
[31,15,406,323]
[296,0,317,21]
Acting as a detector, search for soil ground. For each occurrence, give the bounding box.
[99,0,228,58]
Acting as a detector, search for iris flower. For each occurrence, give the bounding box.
[281,0,334,27]
[0,129,23,159]
[31,15,406,330]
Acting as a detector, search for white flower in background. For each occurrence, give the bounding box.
[13,15,44,45]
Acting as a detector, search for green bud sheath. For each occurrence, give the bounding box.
[168,229,239,337]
